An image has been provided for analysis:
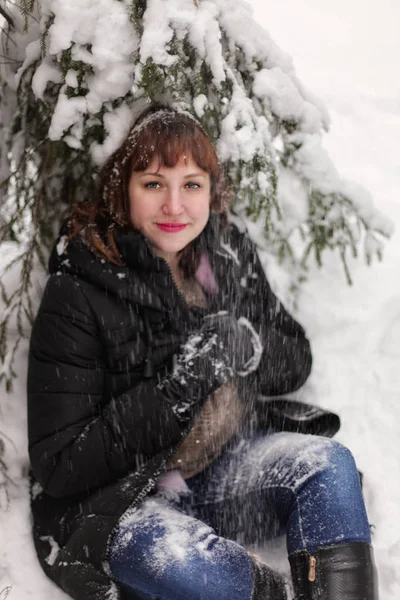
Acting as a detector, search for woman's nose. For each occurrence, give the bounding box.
[162,188,184,214]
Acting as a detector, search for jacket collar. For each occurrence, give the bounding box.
[48,215,225,313]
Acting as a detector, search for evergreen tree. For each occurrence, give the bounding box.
[0,0,393,390]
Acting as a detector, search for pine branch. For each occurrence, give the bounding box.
[0,7,14,29]
[0,0,393,399]
[0,587,13,600]
[19,0,36,31]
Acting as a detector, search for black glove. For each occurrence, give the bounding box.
[201,312,261,376]
[158,325,234,423]
[158,312,262,423]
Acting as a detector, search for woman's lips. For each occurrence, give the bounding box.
[156,223,188,232]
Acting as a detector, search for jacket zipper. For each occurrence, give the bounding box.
[165,262,192,315]
[107,419,195,599]
[114,254,211,596]
[308,555,317,582]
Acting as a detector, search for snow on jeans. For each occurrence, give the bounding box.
[108,432,371,600]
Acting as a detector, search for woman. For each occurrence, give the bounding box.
[28,106,378,600]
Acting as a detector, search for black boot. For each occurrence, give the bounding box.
[250,554,288,600]
[289,542,378,599]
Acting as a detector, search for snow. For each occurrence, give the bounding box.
[1,1,400,599]
[140,0,178,68]
[40,536,60,567]
[91,103,135,166]
[193,94,208,118]
[139,0,227,84]
[253,68,321,130]
[216,83,272,163]
[31,58,62,100]
[55,235,67,256]
[41,0,138,141]
[236,316,263,376]
[161,327,232,391]
[250,1,400,595]
[6,0,390,266]
[115,497,224,575]
[219,239,241,265]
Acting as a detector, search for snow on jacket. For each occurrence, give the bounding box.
[28,218,328,599]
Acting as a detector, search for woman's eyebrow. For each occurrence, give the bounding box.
[138,172,206,179]
[138,172,165,178]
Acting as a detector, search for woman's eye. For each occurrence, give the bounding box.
[186,182,200,189]
[144,181,161,189]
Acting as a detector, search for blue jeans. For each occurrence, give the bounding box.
[109,432,371,600]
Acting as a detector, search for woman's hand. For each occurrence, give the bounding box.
[158,311,261,423]
[158,325,233,422]
[200,312,260,375]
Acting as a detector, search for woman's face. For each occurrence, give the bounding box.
[128,154,211,265]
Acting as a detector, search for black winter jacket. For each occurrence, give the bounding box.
[28,218,337,599]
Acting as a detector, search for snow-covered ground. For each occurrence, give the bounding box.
[1,0,400,598]
[252,0,400,596]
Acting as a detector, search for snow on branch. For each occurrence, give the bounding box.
[0,0,394,388]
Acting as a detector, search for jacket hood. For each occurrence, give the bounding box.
[49,227,162,311]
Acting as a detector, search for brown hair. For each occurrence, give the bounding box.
[68,105,230,271]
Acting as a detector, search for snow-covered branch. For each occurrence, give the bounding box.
[0,0,394,387]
